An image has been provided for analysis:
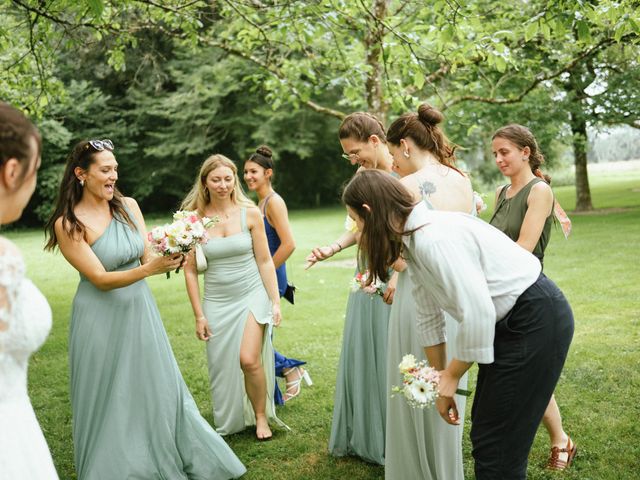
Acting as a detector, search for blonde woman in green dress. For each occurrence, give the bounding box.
[182,154,285,440]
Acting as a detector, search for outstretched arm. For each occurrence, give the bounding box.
[54,201,182,291]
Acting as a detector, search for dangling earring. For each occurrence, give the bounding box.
[403,150,410,158]
[79,179,85,187]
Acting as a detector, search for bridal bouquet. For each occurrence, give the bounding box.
[350,270,385,296]
[392,354,471,409]
[148,210,218,278]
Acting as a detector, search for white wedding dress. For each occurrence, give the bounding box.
[0,237,58,479]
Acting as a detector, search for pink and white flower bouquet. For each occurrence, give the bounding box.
[350,270,385,296]
[392,354,471,409]
[148,210,218,278]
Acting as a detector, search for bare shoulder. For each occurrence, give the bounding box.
[53,216,72,237]
[268,193,287,211]
[246,205,262,221]
[528,181,553,206]
[123,196,142,214]
[530,180,553,198]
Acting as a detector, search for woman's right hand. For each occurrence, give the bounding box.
[144,253,184,276]
[305,245,334,269]
[196,316,213,341]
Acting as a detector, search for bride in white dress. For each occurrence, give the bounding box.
[0,102,58,479]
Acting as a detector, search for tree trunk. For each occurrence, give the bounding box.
[570,112,593,211]
[364,0,388,123]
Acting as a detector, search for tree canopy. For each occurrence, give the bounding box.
[2,0,639,221]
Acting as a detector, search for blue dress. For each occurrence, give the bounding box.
[262,193,306,405]
[69,213,246,479]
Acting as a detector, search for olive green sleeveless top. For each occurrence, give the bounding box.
[490,178,552,264]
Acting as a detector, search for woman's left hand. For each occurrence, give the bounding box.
[436,369,461,425]
[382,271,399,304]
[272,303,282,327]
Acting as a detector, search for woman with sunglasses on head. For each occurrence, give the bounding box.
[0,102,58,479]
[182,154,286,441]
[342,169,574,480]
[491,124,575,471]
[243,146,311,405]
[306,112,396,465]
[44,140,245,479]
[382,104,474,480]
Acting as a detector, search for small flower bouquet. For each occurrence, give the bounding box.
[350,270,385,296]
[148,210,218,278]
[392,354,471,409]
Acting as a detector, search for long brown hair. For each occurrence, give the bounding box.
[387,103,462,174]
[44,140,134,251]
[342,170,416,283]
[339,112,387,142]
[492,124,550,183]
[181,154,254,214]
[0,102,41,184]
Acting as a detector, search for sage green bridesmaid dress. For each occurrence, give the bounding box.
[328,273,391,465]
[69,214,246,479]
[384,197,471,480]
[201,208,285,435]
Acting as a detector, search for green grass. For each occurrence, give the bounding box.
[8,170,640,479]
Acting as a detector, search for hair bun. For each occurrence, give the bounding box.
[417,103,443,126]
[256,145,272,158]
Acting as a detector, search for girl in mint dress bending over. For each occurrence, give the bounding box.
[182,154,285,440]
[45,140,245,479]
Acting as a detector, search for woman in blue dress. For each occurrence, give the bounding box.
[243,145,311,404]
[44,140,245,479]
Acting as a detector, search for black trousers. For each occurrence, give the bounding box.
[470,274,574,480]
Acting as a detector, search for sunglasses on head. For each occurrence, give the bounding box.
[87,139,114,151]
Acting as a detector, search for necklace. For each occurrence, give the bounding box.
[209,207,233,220]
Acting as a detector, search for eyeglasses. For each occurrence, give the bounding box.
[88,139,114,151]
[341,151,360,161]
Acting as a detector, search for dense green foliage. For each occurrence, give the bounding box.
[8,171,640,479]
[2,0,639,221]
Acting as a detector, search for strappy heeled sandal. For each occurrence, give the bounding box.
[546,436,577,471]
[283,367,312,402]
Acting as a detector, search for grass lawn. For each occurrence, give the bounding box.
[7,169,639,479]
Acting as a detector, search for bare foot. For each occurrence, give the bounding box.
[256,415,272,441]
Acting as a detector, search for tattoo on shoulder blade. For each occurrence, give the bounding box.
[419,180,436,199]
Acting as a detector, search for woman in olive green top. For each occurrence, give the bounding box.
[490,124,576,471]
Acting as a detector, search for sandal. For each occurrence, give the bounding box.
[282,367,313,402]
[546,437,577,471]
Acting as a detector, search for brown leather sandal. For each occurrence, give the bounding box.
[546,437,577,470]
